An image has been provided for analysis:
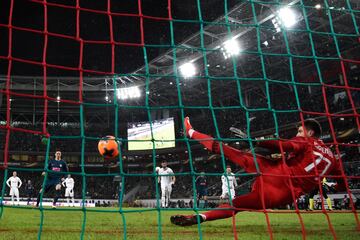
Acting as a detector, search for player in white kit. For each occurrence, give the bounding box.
[6,171,22,205]
[156,160,175,208]
[62,174,75,207]
[220,166,237,200]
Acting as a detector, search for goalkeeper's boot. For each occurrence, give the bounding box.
[184,117,194,137]
[170,214,204,226]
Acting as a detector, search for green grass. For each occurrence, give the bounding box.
[0,207,359,239]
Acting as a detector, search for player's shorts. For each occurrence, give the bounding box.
[197,188,208,198]
[9,187,19,196]
[161,185,172,195]
[65,188,74,197]
[26,190,34,197]
[221,188,235,199]
[309,185,328,199]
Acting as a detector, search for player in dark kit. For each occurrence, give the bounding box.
[308,177,334,211]
[36,150,68,208]
[25,180,35,205]
[171,117,345,226]
[195,172,208,208]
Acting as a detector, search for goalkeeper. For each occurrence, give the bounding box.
[171,117,345,226]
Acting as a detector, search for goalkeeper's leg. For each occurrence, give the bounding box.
[185,117,269,173]
[171,191,261,226]
[171,177,293,226]
[189,130,266,173]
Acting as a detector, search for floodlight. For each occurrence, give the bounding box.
[179,62,196,78]
[278,7,297,28]
[222,39,240,59]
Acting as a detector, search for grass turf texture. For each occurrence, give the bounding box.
[0,207,358,239]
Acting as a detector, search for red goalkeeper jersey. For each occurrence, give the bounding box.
[258,136,344,193]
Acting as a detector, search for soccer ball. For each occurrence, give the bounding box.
[98,136,119,159]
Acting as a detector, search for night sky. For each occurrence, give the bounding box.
[0,0,236,76]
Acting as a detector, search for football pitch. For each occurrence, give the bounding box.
[0,207,359,239]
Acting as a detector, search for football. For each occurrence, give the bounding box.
[97,135,119,159]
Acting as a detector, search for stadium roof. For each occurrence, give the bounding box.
[0,0,359,136]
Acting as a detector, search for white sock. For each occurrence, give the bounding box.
[72,198,75,206]
[161,196,165,207]
[67,198,70,206]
